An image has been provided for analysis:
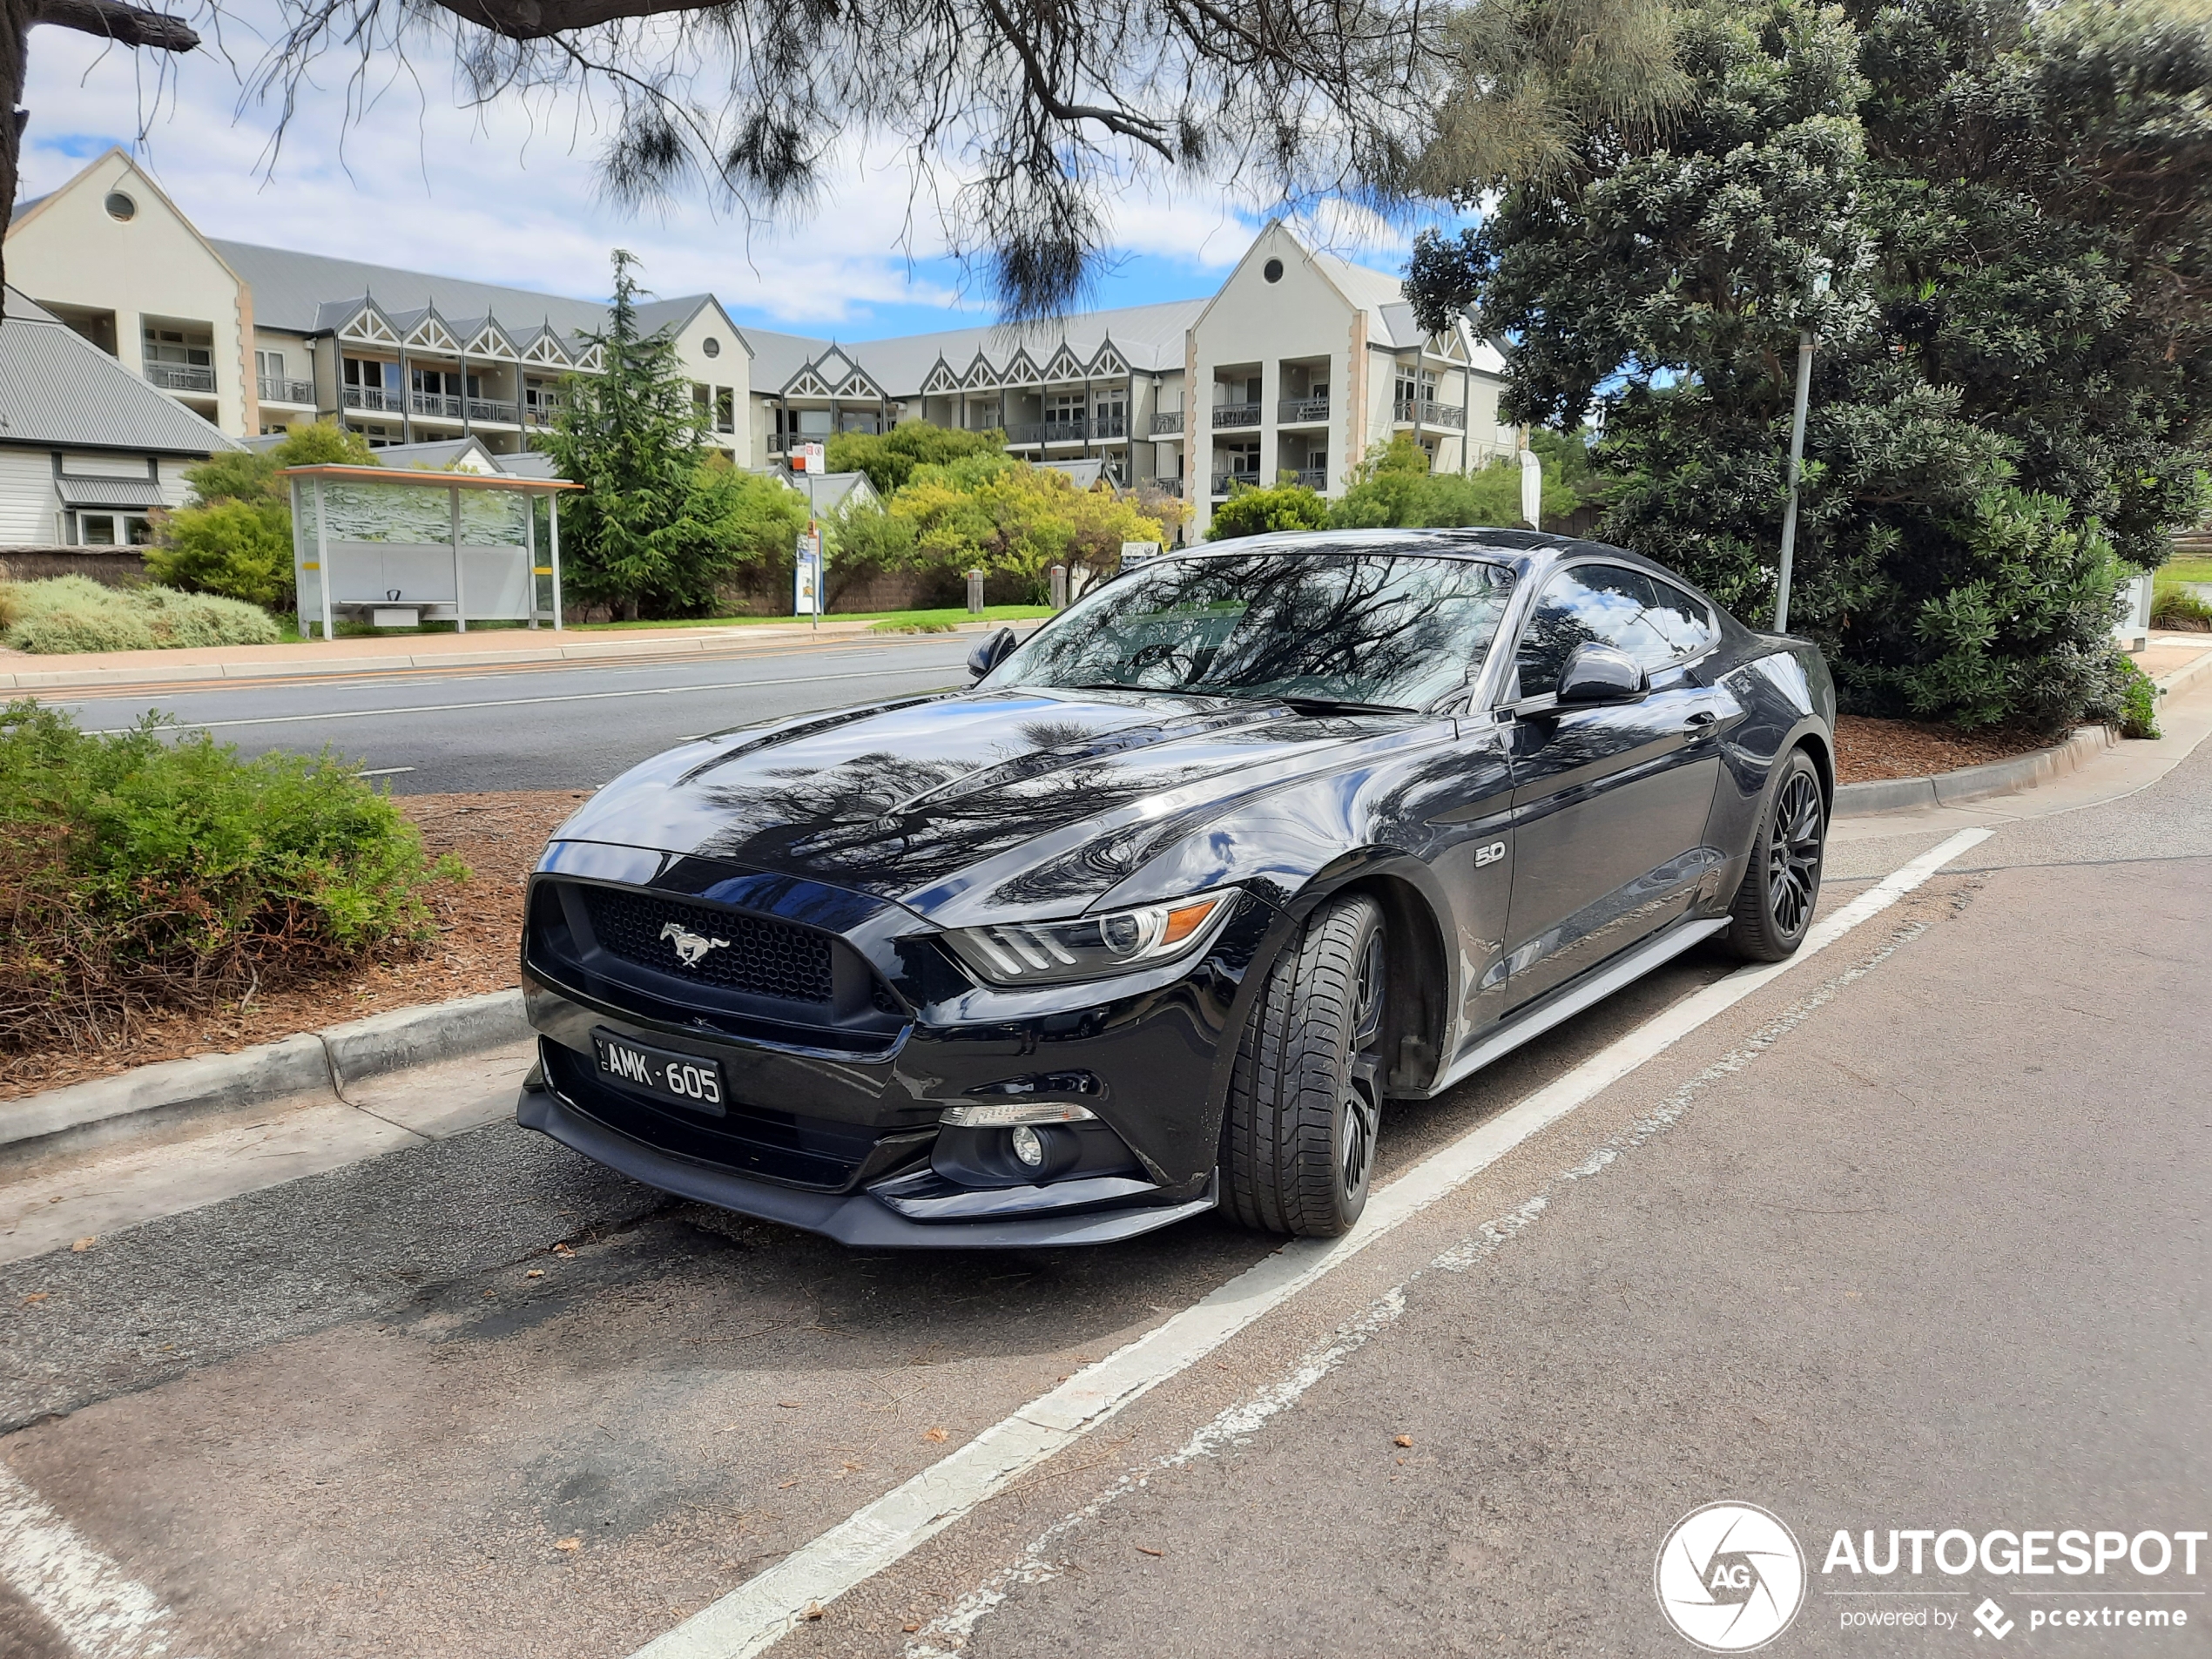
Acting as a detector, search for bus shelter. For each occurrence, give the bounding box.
[281,464,579,638]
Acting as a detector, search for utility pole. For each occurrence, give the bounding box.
[1773,329,1814,635]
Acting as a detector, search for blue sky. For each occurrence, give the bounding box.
[18,22,1441,341]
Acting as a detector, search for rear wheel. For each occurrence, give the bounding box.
[1221,895,1386,1237]
[1724,748,1827,961]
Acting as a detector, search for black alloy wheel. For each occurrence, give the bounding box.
[1724,747,1828,961]
[1221,894,1388,1237]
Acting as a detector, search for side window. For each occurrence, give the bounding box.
[1514,565,1674,697]
[1644,578,1720,661]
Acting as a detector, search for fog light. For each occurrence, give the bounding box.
[1009,1125,1045,1168]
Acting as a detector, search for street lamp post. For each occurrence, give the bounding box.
[1773,264,1830,636]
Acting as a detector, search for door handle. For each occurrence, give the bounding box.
[1683,711,1719,734]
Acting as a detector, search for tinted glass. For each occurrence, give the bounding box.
[1643,578,1719,659]
[1514,564,1676,696]
[989,550,1516,710]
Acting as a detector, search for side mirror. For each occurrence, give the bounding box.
[968,626,1017,680]
[1556,641,1646,704]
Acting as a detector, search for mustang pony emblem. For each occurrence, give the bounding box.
[660,921,731,967]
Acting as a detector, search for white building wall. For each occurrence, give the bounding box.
[666,306,749,463]
[0,449,58,543]
[5,152,252,438]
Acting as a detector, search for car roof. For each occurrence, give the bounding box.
[1152,526,1661,579]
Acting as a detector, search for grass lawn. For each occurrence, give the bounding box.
[2158,556,2212,584]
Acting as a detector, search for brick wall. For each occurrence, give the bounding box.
[0,547,151,585]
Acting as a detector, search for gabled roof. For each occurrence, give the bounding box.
[0,288,238,455]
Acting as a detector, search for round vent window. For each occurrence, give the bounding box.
[104,191,137,222]
[1263,258,1285,283]
[702,336,721,358]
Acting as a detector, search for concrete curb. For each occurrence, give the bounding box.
[1834,725,2117,818]
[0,989,528,1168]
[0,618,999,693]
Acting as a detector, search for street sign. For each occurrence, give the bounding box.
[792,442,826,475]
[1121,541,1162,569]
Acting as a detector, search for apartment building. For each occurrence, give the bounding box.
[6,150,750,463]
[747,221,1519,535]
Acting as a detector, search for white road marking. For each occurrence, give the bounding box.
[74,663,963,735]
[907,916,1935,1656]
[630,826,1994,1659]
[354,766,415,778]
[0,1462,197,1657]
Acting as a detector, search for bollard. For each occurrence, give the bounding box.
[1049,564,1069,610]
[967,568,986,615]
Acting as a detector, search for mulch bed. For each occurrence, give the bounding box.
[0,791,584,1103]
[1831,714,2057,785]
[3,718,2074,1103]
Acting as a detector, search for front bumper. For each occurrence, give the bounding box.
[516,1075,1218,1247]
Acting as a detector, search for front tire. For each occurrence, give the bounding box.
[1221,895,1386,1238]
[1724,747,1827,961]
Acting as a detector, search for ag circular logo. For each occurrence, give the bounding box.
[1655,1501,1806,1652]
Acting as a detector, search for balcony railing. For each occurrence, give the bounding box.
[1150,410,1184,435]
[258,375,314,406]
[525,403,566,428]
[1211,471,1261,496]
[1393,397,1467,429]
[467,398,518,423]
[1212,402,1263,428]
[410,392,464,419]
[1287,467,1329,491]
[342,386,398,413]
[1092,414,1128,440]
[1278,396,1330,424]
[147,362,216,395]
[1143,475,1187,494]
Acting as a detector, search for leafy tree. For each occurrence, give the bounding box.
[1326,437,1581,530]
[1406,0,2212,732]
[1207,479,1332,540]
[889,462,1170,597]
[828,425,1008,496]
[544,251,750,618]
[145,422,379,612]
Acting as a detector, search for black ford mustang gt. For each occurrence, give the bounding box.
[516,529,1834,1247]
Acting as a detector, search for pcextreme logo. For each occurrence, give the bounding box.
[1656,1501,1808,1652]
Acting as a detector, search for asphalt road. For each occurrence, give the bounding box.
[2,711,2206,1657]
[44,633,978,794]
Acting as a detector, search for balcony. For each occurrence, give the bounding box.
[468,398,519,424]
[524,403,566,428]
[1150,410,1184,435]
[1278,396,1330,424]
[1212,402,1263,429]
[147,362,215,395]
[1393,398,1467,429]
[258,375,314,406]
[1211,471,1261,496]
[342,386,399,413]
[1287,467,1329,490]
[410,392,464,420]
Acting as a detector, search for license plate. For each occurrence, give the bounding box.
[591,1028,725,1115]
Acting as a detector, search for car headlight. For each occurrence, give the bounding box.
[941,891,1235,987]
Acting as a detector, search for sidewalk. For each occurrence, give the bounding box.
[0,614,1000,693]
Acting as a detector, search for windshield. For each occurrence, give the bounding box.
[988,550,1516,711]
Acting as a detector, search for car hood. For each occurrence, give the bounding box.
[548,686,1434,923]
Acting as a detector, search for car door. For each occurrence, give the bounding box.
[1498,563,1729,1011]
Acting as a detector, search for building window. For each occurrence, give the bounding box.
[143,326,212,368]
[104,191,136,222]
[702,336,721,359]
[1263,258,1284,282]
[714,387,736,434]
[76,512,153,546]
[256,348,286,379]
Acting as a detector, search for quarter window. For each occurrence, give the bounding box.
[1644,578,1720,659]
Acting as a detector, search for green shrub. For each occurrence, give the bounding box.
[1206,479,1332,540]
[142,498,293,609]
[2112,654,2161,740]
[0,577,280,654]
[0,700,462,1049]
[829,424,1008,496]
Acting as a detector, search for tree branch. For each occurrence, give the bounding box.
[30,0,198,51]
[427,0,750,41]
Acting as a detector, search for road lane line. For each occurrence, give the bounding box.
[630,826,1995,1659]
[0,1463,195,1658]
[76,664,963,735]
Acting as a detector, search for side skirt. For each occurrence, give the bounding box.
[1426,916,1732,1096]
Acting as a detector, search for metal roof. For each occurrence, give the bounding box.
[212,238,733,347]
[0,288,238,455]
[280,463,577,493]
[56,476,166,508]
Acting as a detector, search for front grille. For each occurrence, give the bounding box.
[579,887,833,1003]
